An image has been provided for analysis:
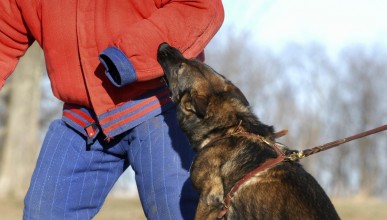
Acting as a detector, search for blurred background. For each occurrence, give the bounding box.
[1,0,387,219]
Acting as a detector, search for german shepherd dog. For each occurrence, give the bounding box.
[157,43,340,220]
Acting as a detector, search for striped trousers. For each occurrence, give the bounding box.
[23,107,199,219]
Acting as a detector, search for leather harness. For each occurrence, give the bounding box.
[209,124,387,219]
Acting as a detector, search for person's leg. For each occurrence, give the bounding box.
[24,119,128,220]
[127,107,199,220]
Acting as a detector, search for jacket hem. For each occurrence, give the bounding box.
[61,86,174,139]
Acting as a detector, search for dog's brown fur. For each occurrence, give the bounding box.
[157,43,340,220]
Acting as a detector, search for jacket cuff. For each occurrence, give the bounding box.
[99,46,137,87]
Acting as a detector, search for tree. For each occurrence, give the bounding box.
[338,46,387,197]
[0,42,44,198]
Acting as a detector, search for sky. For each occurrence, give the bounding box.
[218,0,387,54]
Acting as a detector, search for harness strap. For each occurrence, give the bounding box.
[217,136,286,219]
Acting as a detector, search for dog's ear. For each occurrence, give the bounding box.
[180,93,208,118]
[191,94,208,118]
[181,91,208,118]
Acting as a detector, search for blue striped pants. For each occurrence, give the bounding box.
[23,108,199,219]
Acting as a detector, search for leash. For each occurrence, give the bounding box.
[287,124,387,161]
[216,124,387,219]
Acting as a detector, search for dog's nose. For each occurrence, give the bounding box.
[157,42,185,65]
[158,42,171,53]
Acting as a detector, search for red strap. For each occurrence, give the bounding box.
[85,123,98,138]
[218,148,286,219]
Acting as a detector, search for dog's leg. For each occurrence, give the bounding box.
[191,166,224,219]
[200,179,224,204]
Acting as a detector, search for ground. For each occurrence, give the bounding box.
[1,195,386,219]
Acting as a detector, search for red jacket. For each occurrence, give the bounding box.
[0,0,224,137]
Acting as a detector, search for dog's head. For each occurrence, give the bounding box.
[157,43,272,150]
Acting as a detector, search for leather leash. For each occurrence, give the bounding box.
[287,124,387,161]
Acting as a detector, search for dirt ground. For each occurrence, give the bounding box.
[1,195,386,220]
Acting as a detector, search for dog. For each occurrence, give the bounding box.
[157,43,340,220]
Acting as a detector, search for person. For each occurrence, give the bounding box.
[0,1,224,219]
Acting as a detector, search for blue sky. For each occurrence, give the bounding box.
[219,0,387,53]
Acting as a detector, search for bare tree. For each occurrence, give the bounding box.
[0,42,44,198]
[338,46,387,197]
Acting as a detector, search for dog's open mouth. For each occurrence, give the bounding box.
[157,42,186,103]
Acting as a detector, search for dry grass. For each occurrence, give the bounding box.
[95,196,145,220]
[0,196,146,220]
[1,196,386,219]
[332,197,387,220]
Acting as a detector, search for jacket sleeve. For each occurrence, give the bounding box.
[0,0,32,90]
[99,0,224,87]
